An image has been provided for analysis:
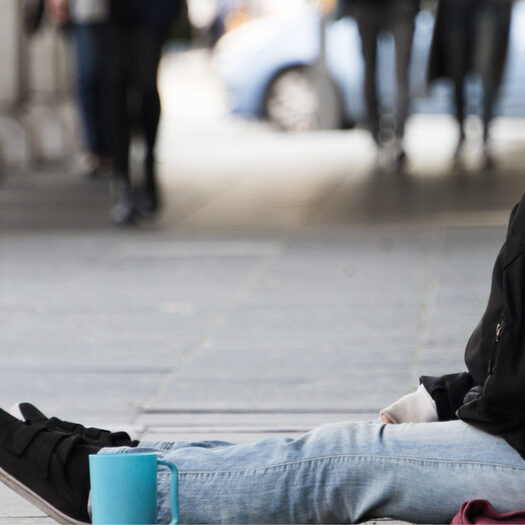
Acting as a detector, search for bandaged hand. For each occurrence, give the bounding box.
[380,384,438,424]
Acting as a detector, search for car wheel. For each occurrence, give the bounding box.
[263,66,335,132]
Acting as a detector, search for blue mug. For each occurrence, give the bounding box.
[89,453,179,525]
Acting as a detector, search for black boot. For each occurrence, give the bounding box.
[110,177,135,225]
[136,163,161,217]
[0,408,91,523]
[11,403,139,448]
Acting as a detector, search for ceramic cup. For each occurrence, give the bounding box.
[89,452,179,524]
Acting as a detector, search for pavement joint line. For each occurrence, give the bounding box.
[137,248,289,422]
[411,225,444,387]
[146,428,336,434]
[141,408,381,414]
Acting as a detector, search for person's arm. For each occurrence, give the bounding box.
[380,372,474,424]
[419,372,474,421]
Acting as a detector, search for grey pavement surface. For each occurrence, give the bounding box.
[1,50,525,523]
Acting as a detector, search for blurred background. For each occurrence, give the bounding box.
[1,0,525,475]
[3,0,525,180]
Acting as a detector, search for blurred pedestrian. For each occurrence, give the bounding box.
[45,0,111,178]
[428,0,512,168]
[105,0,184,225]
[340,0,420,170]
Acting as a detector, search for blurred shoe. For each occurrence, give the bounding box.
[376,142,406,174]
[483,152,495,170]
[394,144,407,174]
[0,408,90,523]
[453,133,466,170]
[482,144,496,170]
[136,181,161,217]
[79,153,110,180]
[137,159,161,217]
[110,179,135,225]
[10,402,138,448]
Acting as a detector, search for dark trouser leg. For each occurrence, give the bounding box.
[73,23,107,156]
[481,83,496,147]
[132,27,164,185]
[104,24,136,224]
[441,0,470,150]
[389,5,416,141]
[105,24,131,182]
[474,3,502,148]
[356,10,380,144]
[454,81,466,148]
[129,26,165,214]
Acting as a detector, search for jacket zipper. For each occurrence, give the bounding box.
[487,320,505,375]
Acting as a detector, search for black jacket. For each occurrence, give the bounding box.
[427,0,512,88]
[422,194,525,459]
[110,0,183,30]
[338,0,419,14]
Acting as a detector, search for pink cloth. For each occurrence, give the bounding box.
[451,500,525,524]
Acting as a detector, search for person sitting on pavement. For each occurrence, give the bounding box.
[2,193,525,523]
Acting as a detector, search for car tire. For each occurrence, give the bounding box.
[263,65,343,132]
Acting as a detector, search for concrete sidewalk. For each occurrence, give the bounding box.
[2,125,524,522]
[1,51,525,522]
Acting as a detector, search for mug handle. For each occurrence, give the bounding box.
[158,460,179,525]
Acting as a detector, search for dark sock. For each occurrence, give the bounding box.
[66,444,100,497]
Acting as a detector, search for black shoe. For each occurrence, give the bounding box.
[136,180,161,217]
[482,148,496,171]
[10,403,138,448]
[0,408,90,523]
[110,179,135,225]
[394,147,407,174]
[136,189,160,217]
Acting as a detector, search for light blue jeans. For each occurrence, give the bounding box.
[104,420,525,524]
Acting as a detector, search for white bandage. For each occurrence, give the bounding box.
[380,384,438,424]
